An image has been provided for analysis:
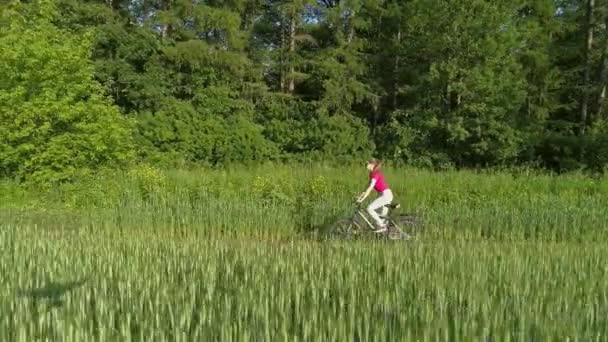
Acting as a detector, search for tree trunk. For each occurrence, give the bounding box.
[288,14,296,93]
[280,18,286,92]
[392,25,401,110]
[105,0,121,10]
[581,0,595,132]
[158,0,173,39]
[596,13,608,120]
[347,10,356,45]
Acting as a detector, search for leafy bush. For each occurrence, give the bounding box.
[136,99,279,165]
[0,1,133,184]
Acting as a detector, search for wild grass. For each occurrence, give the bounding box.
[2,164,607,241]
[2,166,608,339]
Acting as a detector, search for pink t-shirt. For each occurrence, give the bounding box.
[370,171,389,193]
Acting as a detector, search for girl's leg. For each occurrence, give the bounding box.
[367,193,391,228]
[378,190,394,219]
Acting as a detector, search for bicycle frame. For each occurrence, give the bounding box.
[352,204,398,231]
[351,204,409,239]
[353,207,377,231]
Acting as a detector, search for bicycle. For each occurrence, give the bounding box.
[327,202,423,241]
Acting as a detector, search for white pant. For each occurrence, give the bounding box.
[367,189,393,227]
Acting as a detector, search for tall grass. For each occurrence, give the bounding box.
[2,166,608,339]
[1,224,608,340]
[2,165,607,241]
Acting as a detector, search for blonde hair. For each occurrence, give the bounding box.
[368,158,382,172]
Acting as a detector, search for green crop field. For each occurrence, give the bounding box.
[5,0,608,339]
[2,165,608,340]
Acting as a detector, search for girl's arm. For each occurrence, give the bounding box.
[357,179,377,203]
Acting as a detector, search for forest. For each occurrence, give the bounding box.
[2,0,608,183]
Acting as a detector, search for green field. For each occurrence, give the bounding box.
[2,166,608,340]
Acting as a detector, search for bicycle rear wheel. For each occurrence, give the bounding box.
[327,218,361,240]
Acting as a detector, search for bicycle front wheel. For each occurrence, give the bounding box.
[327,218,361,240]
[388,215,423,240]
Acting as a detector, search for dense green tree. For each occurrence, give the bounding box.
[0,0,133,182]
[369,0,528,166]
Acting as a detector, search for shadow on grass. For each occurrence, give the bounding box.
[17,278,88,308]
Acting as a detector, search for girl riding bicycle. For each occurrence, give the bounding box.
[356,159,394,232]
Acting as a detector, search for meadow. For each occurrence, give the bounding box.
[2,165,608,340]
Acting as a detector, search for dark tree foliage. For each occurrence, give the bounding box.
[3,0,608,180]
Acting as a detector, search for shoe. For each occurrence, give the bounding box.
[374,225,388,233]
